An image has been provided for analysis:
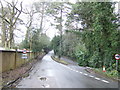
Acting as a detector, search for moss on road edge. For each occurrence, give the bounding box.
[51,56,69,65]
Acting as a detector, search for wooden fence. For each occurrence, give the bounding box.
[0,49,40,72]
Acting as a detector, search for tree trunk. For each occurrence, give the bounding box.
[39,2,45,34]
[59,5,63,58]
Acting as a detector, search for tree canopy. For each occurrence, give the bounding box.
[51,2,120,71]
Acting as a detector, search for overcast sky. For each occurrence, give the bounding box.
[1,0,120,44]
[14,0,76,43]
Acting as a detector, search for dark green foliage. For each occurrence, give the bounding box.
[52,2,119,72]
[20,31,50,52]
[20,39,30,49]
[69,2,119,70]
[51,36,61,56]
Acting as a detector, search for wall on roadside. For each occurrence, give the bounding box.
[0,50,40,72]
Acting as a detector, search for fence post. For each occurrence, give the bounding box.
[14,49,17,68]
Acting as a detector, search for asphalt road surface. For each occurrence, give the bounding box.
[16,51,118,88]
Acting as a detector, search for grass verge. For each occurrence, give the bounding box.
[51,56,69,65]
[94,68,119,81]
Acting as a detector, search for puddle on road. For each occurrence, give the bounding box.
[39,77,47,81]
[41,84,50,88]
[38,76,50,88]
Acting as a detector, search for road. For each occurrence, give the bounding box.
[16,51,118,88]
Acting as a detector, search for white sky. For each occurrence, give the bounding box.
[1,0,120,44]
[14,0,76,43]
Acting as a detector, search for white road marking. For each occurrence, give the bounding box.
[60,64,110,84]
[79,72,83,74]
[101,80,109,83]
[94,77,100,80]
[75,71,78,72]
[89,75,94,78]
[84,73,88,76]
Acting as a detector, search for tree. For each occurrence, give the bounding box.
[64,2,119,70]
[22,4,37,50]
[21,30,50,53]
[62,32,79,59]
[33,2,49,33]
[0,0,23,48]
[47,2,71,57]
[51,35,61,55]
[22,2,49,51]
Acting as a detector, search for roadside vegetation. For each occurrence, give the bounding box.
[94,68,118,80]
[50,2,120,78]
[0,1,51,53]
[20,33,51,53]
[0,0,119,79]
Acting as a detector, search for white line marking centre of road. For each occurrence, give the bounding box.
[60,64,110,84]
[101,80,109,83]
[79,72,83,74]
[84,73,88,76]
[94,77,101,80]
[89,75,94,78]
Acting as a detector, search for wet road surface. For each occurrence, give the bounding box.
[16,51,118,88]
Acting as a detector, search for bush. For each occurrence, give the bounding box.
[109,70,118,76]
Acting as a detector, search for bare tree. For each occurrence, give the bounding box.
[0,0,23,48]
[22,2,49,49]
[0,0,8,48]
[22,5,37,52]
[33,2,49,34]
